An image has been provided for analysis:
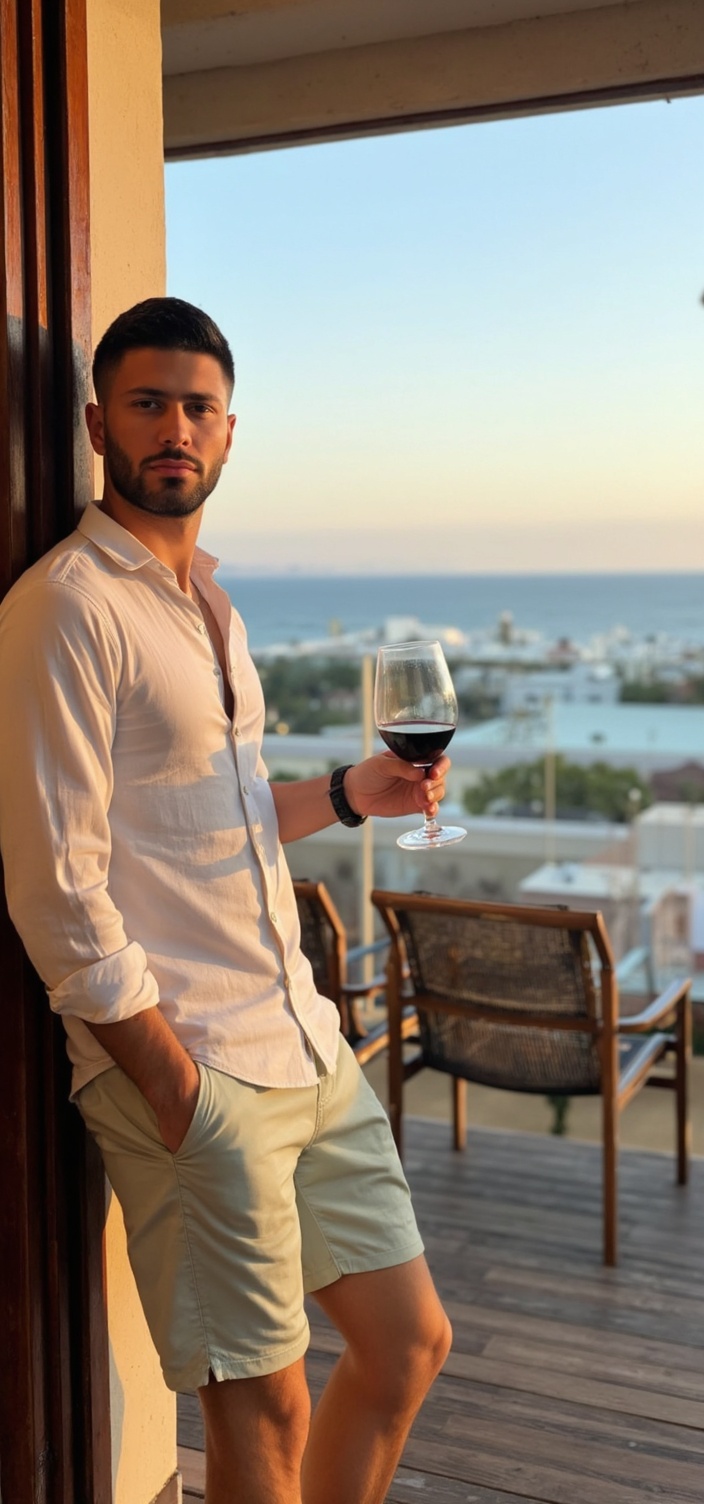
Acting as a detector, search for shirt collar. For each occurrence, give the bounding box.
[192,544,220,576]
[77,503,220,578]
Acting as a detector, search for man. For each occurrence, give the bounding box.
[0,297,451,1504]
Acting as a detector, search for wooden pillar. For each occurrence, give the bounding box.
[0,1,111,1500]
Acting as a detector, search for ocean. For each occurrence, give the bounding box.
[216,572,704,653]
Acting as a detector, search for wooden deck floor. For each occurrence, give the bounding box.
[178,1121,704,1502]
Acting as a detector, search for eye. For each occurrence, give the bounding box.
[189,402,216,416]
[132,399,160,410]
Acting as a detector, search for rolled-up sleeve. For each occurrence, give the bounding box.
[0,580,159,1022]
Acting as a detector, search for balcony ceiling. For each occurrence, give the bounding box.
[161,0,704,157]
[162,0,629,76]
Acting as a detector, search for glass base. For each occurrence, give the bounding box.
[397,823,467,850]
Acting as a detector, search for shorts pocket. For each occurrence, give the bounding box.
[172,1062,210,1158]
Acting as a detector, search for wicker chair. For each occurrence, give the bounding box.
[293,879,416,1066]
[372,889,692,1265]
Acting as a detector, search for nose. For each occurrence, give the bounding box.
[156,403,192,450]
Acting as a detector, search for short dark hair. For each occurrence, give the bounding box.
[92,296,235,401]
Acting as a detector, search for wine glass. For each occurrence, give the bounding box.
[375,640,467,850]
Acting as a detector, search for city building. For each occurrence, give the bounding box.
[501,663,619,714]
[454,701,704,778]
[519,806,704,1013]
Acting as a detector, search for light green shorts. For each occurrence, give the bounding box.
[77,1035,424,1391]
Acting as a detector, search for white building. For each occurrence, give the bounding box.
[501,664,619,715]
[519,804,704,993]
[518,861,675,963]
[453,702,704,778]
[637,802,704,876]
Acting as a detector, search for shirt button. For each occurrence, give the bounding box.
[270,911,278,924]
[242,785,250,796]
[234,727,242,738]
[197,622,207,634]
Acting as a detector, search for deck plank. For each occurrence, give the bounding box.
[178,1123,704,1501]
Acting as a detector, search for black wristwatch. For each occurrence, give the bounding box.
[328,765,367,828]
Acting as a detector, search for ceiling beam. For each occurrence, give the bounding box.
[164,0,704,159]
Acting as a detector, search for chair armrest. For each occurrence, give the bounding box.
[348,1005,418,1064]
[340,973,387,999]
[615,946,652,986]
[346,939,389,966]
[619,978,691,1033]
[344,940,390,997]
[343,935,410,999]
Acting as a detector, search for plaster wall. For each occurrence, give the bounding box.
[85,5,174,1502]
[87,0,166,347]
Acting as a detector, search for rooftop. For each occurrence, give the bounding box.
[640,802,704,828]
[456,702,704,760]
[519,861,680,903]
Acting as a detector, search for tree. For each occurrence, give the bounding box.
[256,655,362,734]
[463,757,651,824]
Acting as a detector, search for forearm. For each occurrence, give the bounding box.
[270,754,449,842]
[270,772,349,843]
[85,1007,199,1136]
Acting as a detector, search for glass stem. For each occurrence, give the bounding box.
[422,765,442,837]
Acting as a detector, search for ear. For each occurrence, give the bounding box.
[85,401,106,456]
[222,411,237,466]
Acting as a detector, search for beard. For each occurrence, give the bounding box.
[103,430,225,518]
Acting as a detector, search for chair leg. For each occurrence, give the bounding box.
[603,1090,618,1267]
[388,1008,404,1161]
[676,991,692,1186]
[452,1077,467,1151]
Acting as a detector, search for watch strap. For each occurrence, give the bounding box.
[328,765,367,827]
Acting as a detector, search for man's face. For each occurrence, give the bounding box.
[86,347,236,518]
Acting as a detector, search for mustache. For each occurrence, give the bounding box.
[141,450,204,474]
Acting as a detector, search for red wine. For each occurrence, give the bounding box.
[378,720,455,767]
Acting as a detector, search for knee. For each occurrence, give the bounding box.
[414,1307,452,1388]
[257,1372,312,1447]
[203,1367,312,1469]
[362,1305,452,1415]
[397,1308,452,1413]
[433,1309,453,1373]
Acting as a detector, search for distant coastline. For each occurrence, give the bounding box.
[215,566,704,579]
[215,571,704,654]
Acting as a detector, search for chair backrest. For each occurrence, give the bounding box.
[293,878,345,1010]
[372,890,616,1095]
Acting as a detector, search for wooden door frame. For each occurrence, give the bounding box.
[0,1,111,1499]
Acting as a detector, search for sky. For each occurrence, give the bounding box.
[165,96,704,574]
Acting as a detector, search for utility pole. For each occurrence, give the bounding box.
[544,695,556,866]
[360,654,375,981]
[628,786,643,953]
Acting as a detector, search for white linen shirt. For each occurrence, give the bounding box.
[0,504,340,1095]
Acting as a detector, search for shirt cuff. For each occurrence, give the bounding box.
[47,941,159,1023]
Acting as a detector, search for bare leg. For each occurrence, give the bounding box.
[198,1357,311,1504]
[302,1255,451,1504]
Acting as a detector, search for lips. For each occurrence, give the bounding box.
[148,461,196,475]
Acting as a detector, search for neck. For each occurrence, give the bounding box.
[99,488,202,593]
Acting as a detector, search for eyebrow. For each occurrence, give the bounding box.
[124,386,224,403]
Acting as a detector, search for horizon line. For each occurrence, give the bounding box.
[214,564,704,579]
